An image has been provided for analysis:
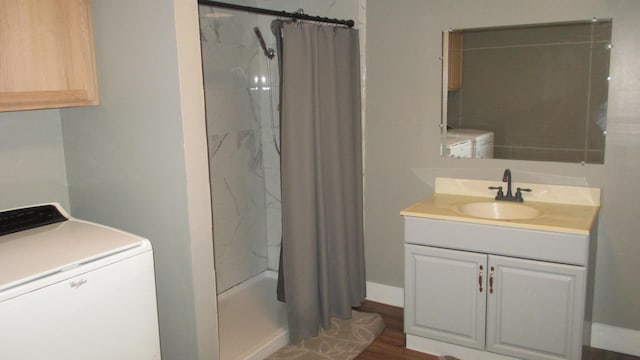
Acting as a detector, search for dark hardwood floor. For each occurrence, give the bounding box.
[354,301,436,360]
[354,301,640,360]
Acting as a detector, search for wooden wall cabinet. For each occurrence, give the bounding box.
[448,31,463,91]
[0,0,99,112]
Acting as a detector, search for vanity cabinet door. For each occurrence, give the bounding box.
[405,245,487,350]
[486,255,586,360]
[0,0,99,111]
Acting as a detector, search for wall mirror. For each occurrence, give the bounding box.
[441,19,612,164]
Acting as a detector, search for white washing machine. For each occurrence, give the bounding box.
[442,137,473,158]
[0,203,161,360]
[447,129,494,159]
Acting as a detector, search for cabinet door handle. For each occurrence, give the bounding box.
[478,265,484,293]
[489,266,495,294]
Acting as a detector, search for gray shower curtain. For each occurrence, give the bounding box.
[277,21,365,343]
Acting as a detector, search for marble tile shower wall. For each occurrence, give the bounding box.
[256,4,281,273]
[200,4,271,293]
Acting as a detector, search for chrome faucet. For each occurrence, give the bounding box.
[489,168,532,202]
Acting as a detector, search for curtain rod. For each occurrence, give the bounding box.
[197,0,355,28]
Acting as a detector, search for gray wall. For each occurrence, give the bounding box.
[0,110,69,210]
[61,0,217,359]
[365,0,640,338]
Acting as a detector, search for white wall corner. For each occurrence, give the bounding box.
[591,323,640,357]
[365,282,404,308]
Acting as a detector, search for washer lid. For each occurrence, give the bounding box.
[0,207,145,291]
[448,128,494,139]
[445,137,472,147]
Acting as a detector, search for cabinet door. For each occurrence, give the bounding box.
[447,30,463,90]
[0,0,99,111]
[405,245,487,349]
[486,255,586,360]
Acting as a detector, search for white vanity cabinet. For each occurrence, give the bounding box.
[404,216,595,360]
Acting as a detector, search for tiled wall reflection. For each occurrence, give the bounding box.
[448,20,611,163]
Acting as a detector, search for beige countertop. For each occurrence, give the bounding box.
[400,178,601,235]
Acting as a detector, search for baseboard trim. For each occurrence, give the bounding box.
[591,323,640,357]
[365,281,404,308]
[407,334,518,360]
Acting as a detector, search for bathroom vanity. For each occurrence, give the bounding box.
[401,177,600,360]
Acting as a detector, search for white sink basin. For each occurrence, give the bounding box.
[457,201,541,220]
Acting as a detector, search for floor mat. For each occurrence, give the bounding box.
[267,310,384,360]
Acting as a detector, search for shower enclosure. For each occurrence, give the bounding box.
[199,3,285,359]
[199,0,363,357]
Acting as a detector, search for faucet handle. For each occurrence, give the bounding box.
[488,186,504,200]
[515,187,532,202]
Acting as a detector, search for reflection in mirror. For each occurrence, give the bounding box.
[441,19,612,164]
